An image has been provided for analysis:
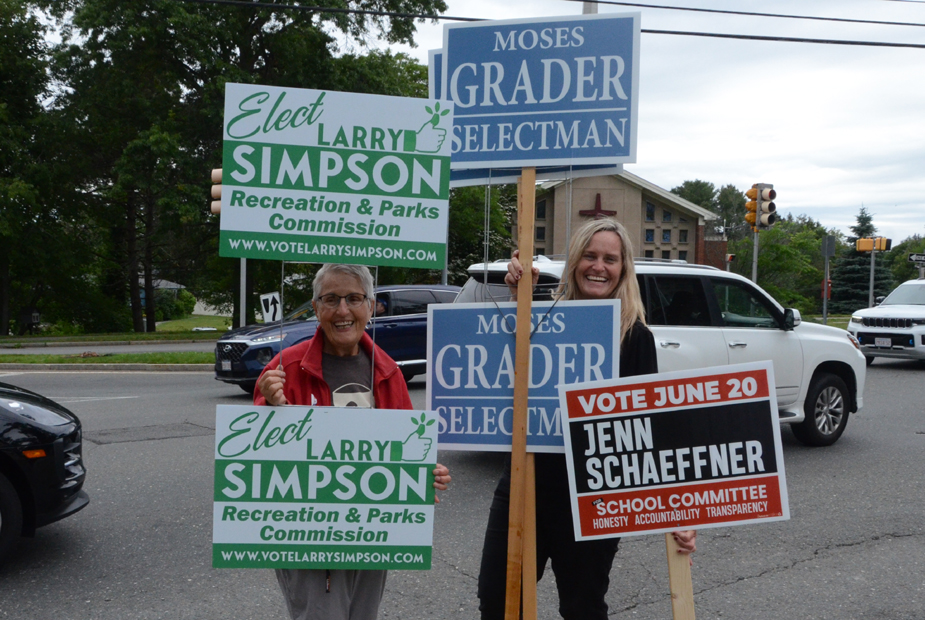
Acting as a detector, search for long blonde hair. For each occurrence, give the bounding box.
[555,218,647,343]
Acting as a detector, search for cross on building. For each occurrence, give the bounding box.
[578,193,617,219]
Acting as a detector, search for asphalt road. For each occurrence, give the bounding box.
[0,361,922,620]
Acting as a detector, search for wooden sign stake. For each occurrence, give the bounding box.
[504,167,537,620]
[665,534,696,620]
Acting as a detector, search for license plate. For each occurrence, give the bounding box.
[222,360,231,371]
[875,337,891,348]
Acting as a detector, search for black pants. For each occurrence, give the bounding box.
[477,456,620,620]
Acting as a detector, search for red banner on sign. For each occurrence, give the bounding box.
[576,474,784,538]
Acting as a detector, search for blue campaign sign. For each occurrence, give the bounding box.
[442,13,640,169]
[427,300,620,452]
[429,49,623,187]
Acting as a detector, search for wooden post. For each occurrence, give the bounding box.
[504,167,536,620]
[665,534,696,620]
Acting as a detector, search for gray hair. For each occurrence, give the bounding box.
[313,264,375,302]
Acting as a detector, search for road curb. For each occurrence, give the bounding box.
[0,363,214,372]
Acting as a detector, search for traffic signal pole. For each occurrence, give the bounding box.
[868,247,876,308]
[752,230,759,283]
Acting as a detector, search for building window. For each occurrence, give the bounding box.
[679,250,688,261]
[679,216,688,223]
[645,229,655,243]
[536,200,546,220]
[663,210,672,223]
[679,229,689,243]
[662,230,671,244]
[645,202,655,222]
[662,250,671,260]
[536,226,545,241]
[644,250,654,258]
[536,246,545,256]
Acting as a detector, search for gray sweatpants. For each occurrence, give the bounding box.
[275,568,388,620]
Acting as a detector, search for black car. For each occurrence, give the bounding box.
[215,284,460,392]
[0,382,89,562]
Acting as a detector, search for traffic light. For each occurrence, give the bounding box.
[874,237,891,251]
[856,238,874,252]
[745,183,777,230]
[210,169,222,214]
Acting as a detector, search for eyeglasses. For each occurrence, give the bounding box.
[316,293,369,309]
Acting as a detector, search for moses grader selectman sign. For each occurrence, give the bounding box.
[220,83,453,269]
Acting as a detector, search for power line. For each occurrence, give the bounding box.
[174,0,925,48]
[175,0,478,22]
[563,0,925,29]
[644,29,925,48]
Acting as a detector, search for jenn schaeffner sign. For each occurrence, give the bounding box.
[559,362,790,540]
[427,300,620,452]
[213,405,438,570]
[220,83,453,269]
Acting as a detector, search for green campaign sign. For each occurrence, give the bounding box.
[212,405,438,570]
[220,84,453,269]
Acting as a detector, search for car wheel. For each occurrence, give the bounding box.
[0,472,23,563]
[865,356,875,366]
[239,381,257,394]
[792,373,849,447]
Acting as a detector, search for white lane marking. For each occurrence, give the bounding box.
[47,396,140,403]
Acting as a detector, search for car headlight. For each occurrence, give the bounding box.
[849,315,863,324]
[913,319,925,326]
[846,332,861,350]
[251,333,285,343]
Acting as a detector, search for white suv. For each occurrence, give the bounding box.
[847,278,925,365]
[457,257,867,447]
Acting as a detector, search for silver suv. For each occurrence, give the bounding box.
[458,257,867,446]
[847,278,925,365]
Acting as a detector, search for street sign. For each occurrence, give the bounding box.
[908,253,925,263]
[822,235,837,258]
[259,292,281,323]
[441,13,640,170]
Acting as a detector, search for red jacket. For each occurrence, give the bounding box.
[253,330,412,410]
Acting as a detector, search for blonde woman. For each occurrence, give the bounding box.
[477,218,696,620]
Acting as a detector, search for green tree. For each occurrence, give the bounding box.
[883,233,925,286]
[729,214,833,314]
[829,207,892,314]
[445,185,515,285]
[715,184,748,240]
[670,179,717,211]
[38,0,446,332]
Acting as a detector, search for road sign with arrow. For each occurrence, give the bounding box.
[260,292,281,323]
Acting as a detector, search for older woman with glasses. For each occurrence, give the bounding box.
[255,263,451,620]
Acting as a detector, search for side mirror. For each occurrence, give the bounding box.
[875,296,885,306]
[783,308,801,331]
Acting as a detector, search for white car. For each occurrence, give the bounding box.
[457,257,867,446]
[847,278,925,365]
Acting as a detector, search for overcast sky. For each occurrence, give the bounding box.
[381,0,925,245]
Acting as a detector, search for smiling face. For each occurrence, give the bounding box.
[311,272,373,357]
[574,230,624,300]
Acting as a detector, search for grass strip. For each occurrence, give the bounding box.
[0,352,214,364]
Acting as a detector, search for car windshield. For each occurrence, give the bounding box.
[880,283,925,306]
[285,300,316,321]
